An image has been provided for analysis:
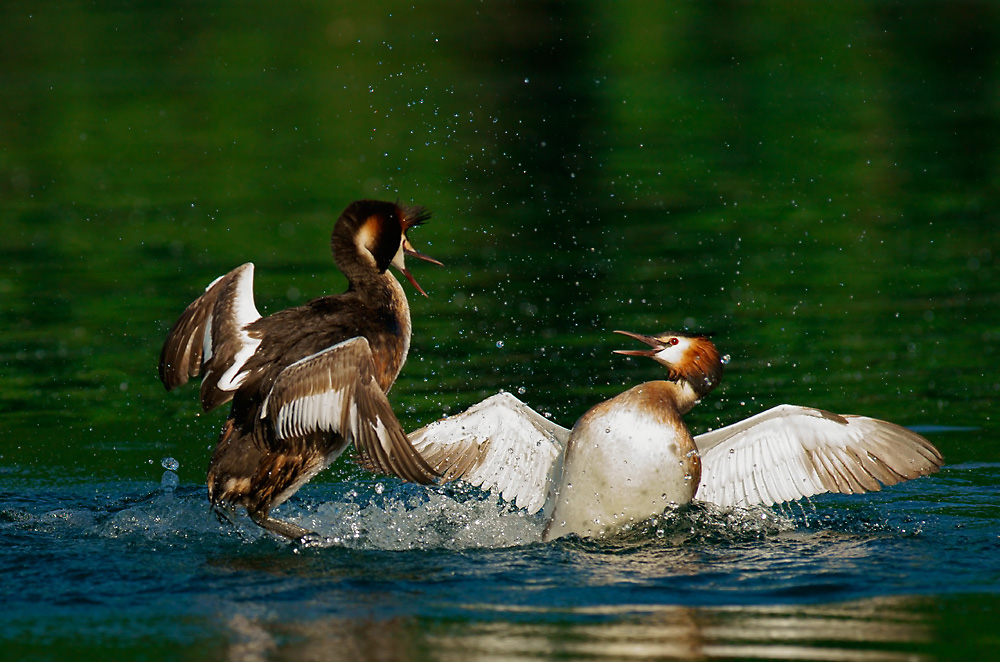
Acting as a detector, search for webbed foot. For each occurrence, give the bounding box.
[248,509,316,541]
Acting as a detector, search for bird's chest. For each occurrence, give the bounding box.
[365,316,409,392]
[545,388,701,539]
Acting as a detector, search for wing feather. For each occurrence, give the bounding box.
[696,404,944,508]
[158,263,261,411]
[759,436,784,503]
[263,337,438,484]
[408,392,570,514]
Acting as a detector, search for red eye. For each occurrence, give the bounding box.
[669,337,679,346]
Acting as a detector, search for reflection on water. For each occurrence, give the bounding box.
[224,613,417,662]
[218,597,930,662]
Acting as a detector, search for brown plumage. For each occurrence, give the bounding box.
[159,199,442,541]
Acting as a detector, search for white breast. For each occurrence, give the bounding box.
[544,388,699,540]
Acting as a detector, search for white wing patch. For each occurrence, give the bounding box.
[264,338,362,438]
[409,392,569,514]
[373,417,391,454]
[203,312,214,362]
[159,262,263,412]
[210,264,262,392]
[272,386,352,439]
[695,404,943,508]
[261,336,438,485]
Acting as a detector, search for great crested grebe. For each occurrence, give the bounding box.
[159,199,442,540]
[408,329,943,541]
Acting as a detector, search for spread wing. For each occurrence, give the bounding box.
[158,262,262,411]
[408,392,570,513]
[261,336,438,485]
[694,404,944,508]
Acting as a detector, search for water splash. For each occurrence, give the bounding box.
[30,480,912,551]
[87,488,232,544]
[160,470,180,494]
[160,457,180,494]
[615,502,798,546]
[295,483,545,550]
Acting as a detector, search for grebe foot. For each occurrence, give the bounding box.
[248,509,315,541]
[212,503,258,542]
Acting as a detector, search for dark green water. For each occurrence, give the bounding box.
[2,2,998,660]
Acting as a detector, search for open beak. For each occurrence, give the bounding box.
[399,237,443,298]
[612,329,664,357]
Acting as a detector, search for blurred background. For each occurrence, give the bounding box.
[2,2,997,660]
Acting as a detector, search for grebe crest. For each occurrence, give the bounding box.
[614,330,723,398]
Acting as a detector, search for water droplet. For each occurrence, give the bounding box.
[496,340,504,348]
[161,457,179,471]
[721,354,731,365]
[160,470,179,493]
[374,482,385,495]
[517,386,526,395]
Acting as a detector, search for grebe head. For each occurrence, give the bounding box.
[613,329,724,398]
[333,200,442,295]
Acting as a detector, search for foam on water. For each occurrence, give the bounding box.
[100,491,227,543]
[297,484,546,550]
[10,472,940,552]
[251,484,811,550]
[73,478,809,550]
